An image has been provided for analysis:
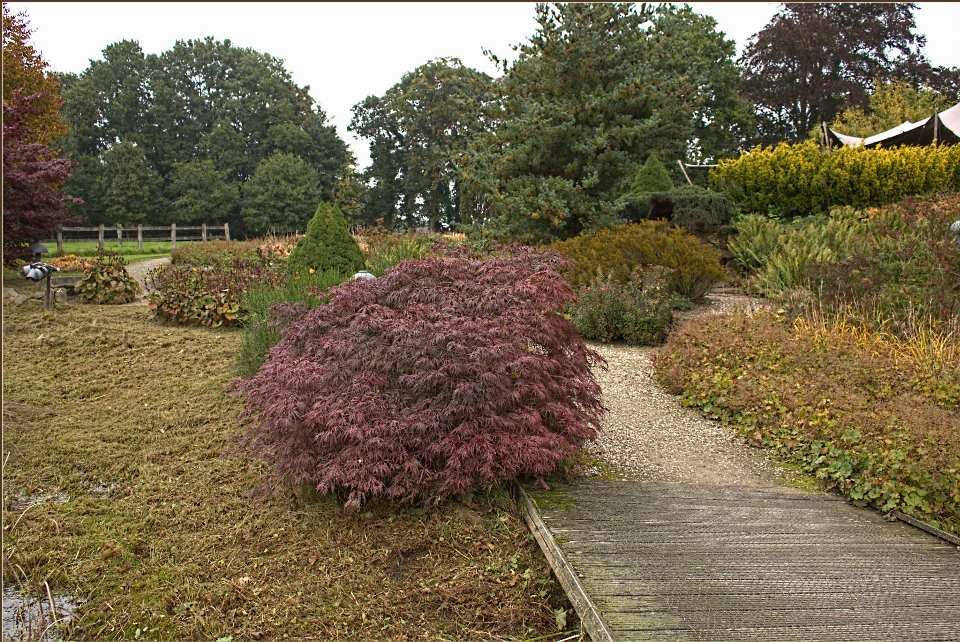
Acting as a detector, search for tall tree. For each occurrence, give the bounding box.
[468,3,688,244]
[167,160,238,225]
[241,152,321,236]
[642,4,756,164]
[57,37,353,235]
[739,3,942,145]
[349,58,495,231]
[95,140,164,226]
[3,90,81,267]
[2,4,67,145]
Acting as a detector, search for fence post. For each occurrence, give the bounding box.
[224,222,230,241]
[202,223,207,242]
[57,228,63,254]
[98,224,104,251]
[171,223,177,249]
[116,225,123,248]
[138,224,143,251]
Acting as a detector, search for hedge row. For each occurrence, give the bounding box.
[709,141,960,218]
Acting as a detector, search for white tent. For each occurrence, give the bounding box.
[823,102,960,149]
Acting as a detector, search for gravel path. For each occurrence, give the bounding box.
[126,257,170,304]
[584,289,780,486]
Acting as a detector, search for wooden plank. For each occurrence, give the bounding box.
[532,481,960,641]
[517,484,615,642]
[893,510,960,545]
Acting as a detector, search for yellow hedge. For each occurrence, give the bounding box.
[709,141,960,217]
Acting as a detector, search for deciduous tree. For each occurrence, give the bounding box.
[2,90,81,267]
[2,4,67,145]
[241,152,321,235]
[831,79,955,138]
[739,3,943,145]
[349,58,495,232]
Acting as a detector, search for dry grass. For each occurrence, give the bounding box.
[2,283,576,641]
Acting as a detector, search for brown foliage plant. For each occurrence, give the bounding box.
[234,246,606,508]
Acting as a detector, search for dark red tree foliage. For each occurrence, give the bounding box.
[2,89,81,268]
[235,246,606,508]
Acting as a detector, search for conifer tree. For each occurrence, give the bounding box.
[287,202,365,275]
[630,154,675,193]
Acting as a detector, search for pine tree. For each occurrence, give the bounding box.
[287,202,365,275]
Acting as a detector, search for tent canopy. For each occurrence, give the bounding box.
[823,102,960,149]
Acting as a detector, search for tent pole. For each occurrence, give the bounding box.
[934,107,940,146]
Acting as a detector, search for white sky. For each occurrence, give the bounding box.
[8,2,960,170]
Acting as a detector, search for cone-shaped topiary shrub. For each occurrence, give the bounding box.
[630,153,674,193]
[286,202,365,275]
[234,245,606,508]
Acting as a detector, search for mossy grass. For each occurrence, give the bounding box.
[1,282,574,641]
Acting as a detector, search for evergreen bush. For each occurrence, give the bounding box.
[630,154,674,193]
[622,185,738,234]
[286,202,365,276]
[550,221,725,300]
[234,246,605,508]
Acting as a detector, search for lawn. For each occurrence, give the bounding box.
[1,289,575,641]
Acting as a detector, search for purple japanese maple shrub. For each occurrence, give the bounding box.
[234,247,606,508]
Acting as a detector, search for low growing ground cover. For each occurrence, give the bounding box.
[1,295,575,641]
[655,310,960,534]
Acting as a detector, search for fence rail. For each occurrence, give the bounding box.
[49,223,230,253]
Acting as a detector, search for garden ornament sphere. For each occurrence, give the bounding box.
[353,270,376,281]
[952,220,960,243]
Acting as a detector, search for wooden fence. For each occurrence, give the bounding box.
[51,223,230,253]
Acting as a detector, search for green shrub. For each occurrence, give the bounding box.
[710,140,960,218]
[73,251,140,304]
[622,185,738,235]
[149,260,284,328]
[570,267,674,345]
[550,221,725,300]
[630,153,674,193]
[287,203,365,276]
[236,268,348,377]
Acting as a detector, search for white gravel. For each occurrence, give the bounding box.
[583,290,781,486]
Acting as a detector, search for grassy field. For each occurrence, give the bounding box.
[1,286,576,641]
[49,240,175,258]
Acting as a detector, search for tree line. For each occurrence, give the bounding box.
[4,2,958,263]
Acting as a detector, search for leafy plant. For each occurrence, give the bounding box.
[287,202,365,276]
[569,267,674,345]
[550,221,725,300]
[655,311,960,534]
[73,250,139,304]
[234,246,606,508]
[360,231,434,277]
[149,259,284,328]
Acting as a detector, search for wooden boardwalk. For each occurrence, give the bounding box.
[521,481,960,642]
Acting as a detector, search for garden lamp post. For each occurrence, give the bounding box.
[22,242,59,311]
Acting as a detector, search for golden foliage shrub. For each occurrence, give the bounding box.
[710,140,960,217]
[549,221,725,300]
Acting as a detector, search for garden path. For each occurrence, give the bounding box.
[125,256,170,304]
[522,290,960,641]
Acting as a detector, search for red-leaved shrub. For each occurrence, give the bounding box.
[234,247,606,508]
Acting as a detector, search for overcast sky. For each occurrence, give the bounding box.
[9,2,960,170]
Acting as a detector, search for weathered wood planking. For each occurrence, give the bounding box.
[524,480,960,641]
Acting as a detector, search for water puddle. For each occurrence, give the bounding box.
[2,585,78,642]
[5,491,69,512]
